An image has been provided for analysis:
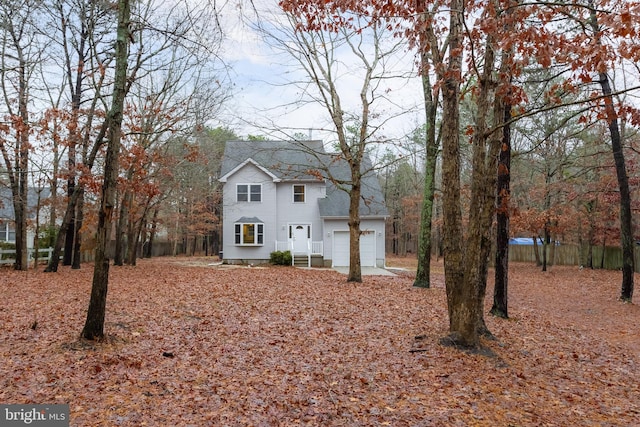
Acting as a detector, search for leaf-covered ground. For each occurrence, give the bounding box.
[1,257,639,426]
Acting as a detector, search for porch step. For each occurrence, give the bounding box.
[292,254,310,267]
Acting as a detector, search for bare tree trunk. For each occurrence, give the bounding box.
[63,157,76,266]
[82,0,130,340]
[492,99,512,319]
[533,236,541,266]
[490,2,516,319]
[542,227,549,272]
[600,72,634,300]
[72,188,85,269]
[440,0,469,346]
[146,207,159,258]
[414,49,439,289]
[444,12,504,348]
[347,174,362,282]
[114,189,131,266]
[463,31,503,341]
[13,43,30,271]
[45,185,82,272]
[588,1,633,301]
[127,207,149,266]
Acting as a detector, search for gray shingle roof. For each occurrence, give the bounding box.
[220,140,388,218]
[220,140,327,181]
[235,216,264,223]
[0,186,50,220]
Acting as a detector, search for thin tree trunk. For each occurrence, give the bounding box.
[82,0,130,340]
[597,78,633,291]
[72,189,84,269]
[347,174,362,283]
[542,227,548,272]
[126,201,150,266]
[146,207,159,258]
[588,1,633,301]
[14,48,30,271]
[63,165,76,266]
[533,236,541,266]
[492,99,512,319]
[491,3,515,318]
[45,184,81,272]
[414,49,439,289]
[114,189,131,266]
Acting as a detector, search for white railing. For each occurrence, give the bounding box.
[0,247,57,265]
[311,241,323,255]
[274,241,323,255]
[275,241,293,253]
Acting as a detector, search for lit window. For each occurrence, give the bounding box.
[234,222,264,245]
[293,185,305,203]
[237,184,261,202]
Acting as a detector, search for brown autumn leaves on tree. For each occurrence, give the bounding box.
[280,0,640,348]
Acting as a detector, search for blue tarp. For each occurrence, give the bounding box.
[509,237,560,246]
[509,237,543,245]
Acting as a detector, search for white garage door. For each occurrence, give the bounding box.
[332,231,376,267]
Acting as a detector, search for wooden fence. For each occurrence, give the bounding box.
[509,244,640,272]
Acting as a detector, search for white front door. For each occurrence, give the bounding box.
[291,224,309,253]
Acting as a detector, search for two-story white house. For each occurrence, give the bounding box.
[219,140,388,268]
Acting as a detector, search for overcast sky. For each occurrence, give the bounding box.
[214,0,425,145]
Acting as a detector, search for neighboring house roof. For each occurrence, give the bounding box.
[0,186,51,221]
[220,140,388,218]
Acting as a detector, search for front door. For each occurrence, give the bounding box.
[291,224,310,253]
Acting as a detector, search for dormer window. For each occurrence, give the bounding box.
[293,184,305,203]
[237,184,261,202]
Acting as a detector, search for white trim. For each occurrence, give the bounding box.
[234,222,264,246]
[236,183,262,203]
[292,184,306,203]
[219,158,281,183]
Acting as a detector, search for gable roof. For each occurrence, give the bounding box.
[219,158,280,183]
[220,140,327,182]
[220,140,388,218]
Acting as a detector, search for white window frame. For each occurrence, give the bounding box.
[0,222,13,242]
[293,184,306,203]
[234,222,264,246]
[236,183,262,203]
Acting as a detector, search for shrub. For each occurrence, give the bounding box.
[38,226,58,248]
[270,250,292,265]
[0,241,15,250]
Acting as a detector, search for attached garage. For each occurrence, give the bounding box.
[332,230,376,267]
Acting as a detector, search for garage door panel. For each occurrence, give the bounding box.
[333,231,375,267]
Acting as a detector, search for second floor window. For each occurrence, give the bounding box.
[293,184,305,203]
[237,184,261,202]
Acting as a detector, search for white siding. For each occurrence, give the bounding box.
[222,163,277,262]
[274,181,325,244]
